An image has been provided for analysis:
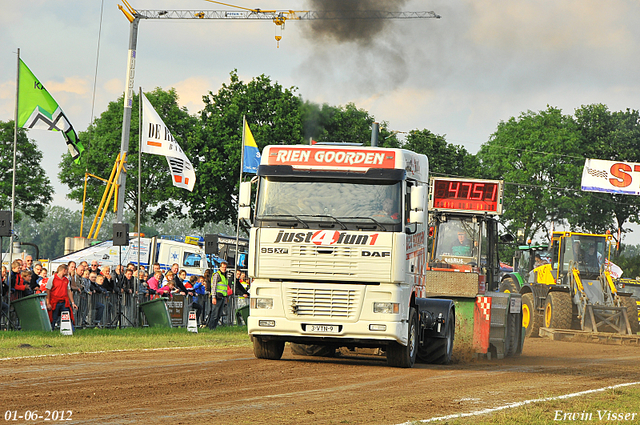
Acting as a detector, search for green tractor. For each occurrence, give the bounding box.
[499,243,550,294]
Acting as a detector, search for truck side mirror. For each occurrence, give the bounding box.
[238,181,252,221]
[239,206,251,220]
[409,185,426,224]
[409,210,424,224]
[410,185,426,211]
[239,181,251,207]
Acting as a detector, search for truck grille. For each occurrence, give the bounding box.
[285,286,360,319]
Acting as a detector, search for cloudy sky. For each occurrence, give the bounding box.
[2,0,640,240]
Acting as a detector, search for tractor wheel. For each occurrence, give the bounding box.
[252,337,285,360]
[290,343,337,357]
[417,311,455,365]
[522,293,542,338]
[499,277,519,293]
[620,296,640,335]
[544,291,573,330]
[506,309,522,357]
[387,307,418,368]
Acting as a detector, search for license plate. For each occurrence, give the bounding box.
[307,325,337,333]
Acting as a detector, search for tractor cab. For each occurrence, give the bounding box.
[513,244,550,283]
[548,232,609,283]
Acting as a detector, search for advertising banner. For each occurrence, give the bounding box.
[581,159,640,195]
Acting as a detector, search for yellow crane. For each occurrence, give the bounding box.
[119,0,441,48]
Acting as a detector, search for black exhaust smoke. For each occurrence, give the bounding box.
[304,0,410,45]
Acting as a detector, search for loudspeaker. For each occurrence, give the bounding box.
[113,223,129,246]
[204,234,219,255]
[0,211,11,237]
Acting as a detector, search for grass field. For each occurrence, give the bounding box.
[419,386,640,425]
[0,326,252,358]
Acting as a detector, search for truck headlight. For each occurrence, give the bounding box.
[373,302,399,314]
[251,298,273,309]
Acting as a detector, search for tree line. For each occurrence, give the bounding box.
[2,70,640,267]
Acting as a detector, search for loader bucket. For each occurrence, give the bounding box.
[582,304,633,334]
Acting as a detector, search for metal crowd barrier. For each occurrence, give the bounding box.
[1,289,250,330]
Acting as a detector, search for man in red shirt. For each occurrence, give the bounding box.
[46,264,77,330]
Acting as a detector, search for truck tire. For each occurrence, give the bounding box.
[252,337,285,360]
[290,343,337,357]
[499,277,519,294]
[544,291,573,330]
[522,293,542,338]
[417,311,455,365]
[620,296,640,335]
[387,307,418,368]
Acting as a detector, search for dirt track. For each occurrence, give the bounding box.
[2,338,640,424]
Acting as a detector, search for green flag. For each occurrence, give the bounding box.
[18,59,84,163]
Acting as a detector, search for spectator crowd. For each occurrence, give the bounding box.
[0,255,250,331]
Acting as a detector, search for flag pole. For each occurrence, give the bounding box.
[233,116,246,323]
[136,87,142,326]
[8,48,20,317]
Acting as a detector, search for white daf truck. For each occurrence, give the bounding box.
[241,144,456,367]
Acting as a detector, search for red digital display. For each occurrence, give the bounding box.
[431,179,502,214]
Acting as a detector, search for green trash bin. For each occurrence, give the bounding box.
[12,293,52,331]
[139,298,172,328]
[237,305,250,325]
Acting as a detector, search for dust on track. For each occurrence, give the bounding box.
[1,338,639,424]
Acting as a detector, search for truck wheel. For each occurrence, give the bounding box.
[499,277,519,293]
[252,337,285,360]
[544,292,573,330]
[387,307,418,368]
[522,293,542,338]
[290,343,337,357]
[620,296,640,335]
[417,311,455,365]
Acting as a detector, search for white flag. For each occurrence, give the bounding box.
[141,94,196,191]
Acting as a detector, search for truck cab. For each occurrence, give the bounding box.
[245,144,456,367]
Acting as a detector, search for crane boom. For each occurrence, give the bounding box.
[135,9,440,21]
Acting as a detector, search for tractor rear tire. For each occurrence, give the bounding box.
[544,291,573,330]
[506,310,522,357]
[499,277,519,294]
[620,296,640,335]
[417,311,455,364]
[387,307,418,368]
[522,293,542,338]
[252,337,285,360]
[290,343,337,357]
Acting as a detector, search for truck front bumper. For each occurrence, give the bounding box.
[248,315,408,347]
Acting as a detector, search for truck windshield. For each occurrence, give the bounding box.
[255,177,402,228]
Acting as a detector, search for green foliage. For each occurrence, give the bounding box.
[186,70,303,228]
[403,128,479,178]
[58,88,199,232]
[0,120,53,222]
[477,106,583,241]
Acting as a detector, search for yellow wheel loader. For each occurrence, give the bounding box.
[519,232,638,336]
